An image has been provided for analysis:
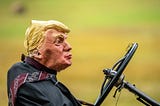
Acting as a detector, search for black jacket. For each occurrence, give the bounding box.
[7,57,81,106]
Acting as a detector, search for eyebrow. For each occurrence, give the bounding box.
[47,34,66,43]
[55,34,67,39]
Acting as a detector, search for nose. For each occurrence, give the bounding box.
[64,41,72,51]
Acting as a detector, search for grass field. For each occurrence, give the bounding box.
[0,0,160,106]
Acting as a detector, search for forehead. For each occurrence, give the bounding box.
[45,29,67,39]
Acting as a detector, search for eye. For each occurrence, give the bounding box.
[54,34,65,46]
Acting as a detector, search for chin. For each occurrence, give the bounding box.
[57,63,72,72]
[65,60,72,66]
[64,63,72,68]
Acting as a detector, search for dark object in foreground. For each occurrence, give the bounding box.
[94,43,160,106]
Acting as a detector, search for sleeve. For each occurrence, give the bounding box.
[15,82,54,106]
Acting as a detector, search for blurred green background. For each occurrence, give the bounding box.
[0,0,160,106]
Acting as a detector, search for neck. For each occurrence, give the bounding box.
[24,56,57,74]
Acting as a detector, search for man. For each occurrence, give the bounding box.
[7,20,85,106]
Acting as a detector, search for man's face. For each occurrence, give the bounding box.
[38,29,72,71]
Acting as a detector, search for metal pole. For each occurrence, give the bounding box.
[124,81,160,106]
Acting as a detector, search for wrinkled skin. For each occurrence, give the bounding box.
[34,29,72,71]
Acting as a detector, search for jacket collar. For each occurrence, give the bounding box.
[24,56,57,75]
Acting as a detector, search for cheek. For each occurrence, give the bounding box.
[44,47,63,60]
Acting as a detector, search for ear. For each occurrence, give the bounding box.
[32,50,42,59]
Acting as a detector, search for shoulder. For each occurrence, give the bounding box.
[8,61,35,75]
[7,61,39,81]
[7,62,30,83]
[7,62,37,94]
[8,62,28,75]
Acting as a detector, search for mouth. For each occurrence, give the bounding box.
[65,54,72,60]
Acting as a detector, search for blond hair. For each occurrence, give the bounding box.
[24,20,70,55]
